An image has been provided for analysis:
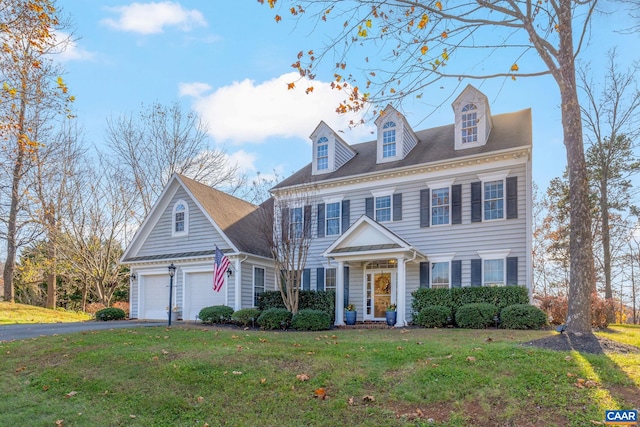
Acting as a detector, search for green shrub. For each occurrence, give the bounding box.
[291,309,332,331]
[95,307,126,321]
[257,308,292,330]
[198,305,234,324]
[500,304,547,329]
[257,290,335,321]
[455,303,499,329]
[412,286,529,317]
[231,308,261,327]
[413,305,451,328]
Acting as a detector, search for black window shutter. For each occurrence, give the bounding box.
[393,193,402,221]
[506,176,518,219]
[451,260,462,288]
[303,268,310,290]
[420,189,430,227]
[281,207,290,241]
[303,205,312,237]
[316,268,325,291]
[471,259,482,286]
[506,257,518,285]
[419,262,430,288]
[365,197,374,219]
[341,200,350,233]
[471,181,482,223]
[451,184,462,224]
[317,203,325,238]
[343,266,350,307]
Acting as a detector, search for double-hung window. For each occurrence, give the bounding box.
[325,202,341,236]
[317,136,329,171]
[382,121,397,158]
[325,268,336,291]
[290,207,303,239]
[253,267,265,306]
[484,180,504,220]
[431,188,450,225]
[431,262,450,289]
[477,249,511,287]
[375,195,392,222]
[461,104,478,144]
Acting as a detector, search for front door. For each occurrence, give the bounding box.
[365,271,393,319]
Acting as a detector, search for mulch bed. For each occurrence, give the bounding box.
[522,332,640,354]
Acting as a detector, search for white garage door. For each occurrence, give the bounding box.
[141,274,171,320]
[185,271,226,321]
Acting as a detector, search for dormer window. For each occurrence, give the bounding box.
[382,121,397,158]
[461,104,478,143]
[172,200,189,236]
[317,136,329,170]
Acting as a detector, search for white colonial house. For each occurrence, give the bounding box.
[123,84,532,326]
[270,84,532,326]
[121,175,275,321]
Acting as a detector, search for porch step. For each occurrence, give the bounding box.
[336,321,394,330]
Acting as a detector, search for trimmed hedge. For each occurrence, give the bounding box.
[413,305,451,328]
[231,308,261,327]
[412,286,529,318]
[291,309,332,331]
[95,307,126,321]
[500,304,547,329]
[455,303,499,329]
[257,290,335,321]
[257,308,292,330]
[198,305,234,324]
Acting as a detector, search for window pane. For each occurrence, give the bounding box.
[325,268,336,290]
[254,268,265,306]
[382,122,396,158]
[431,188,450,225]
[431,262,449,289]
[461,104,478,143]
[290,207,303,238]
[375,196,391,222]
[175,212,184,232]
[484,180,504,220]
[326,202,341,235]
[484,259,504,286]
[317,144,328,170]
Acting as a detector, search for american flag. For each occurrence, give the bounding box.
[213,246,230,292]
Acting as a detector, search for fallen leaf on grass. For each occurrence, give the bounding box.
[445,354,453,359]
[567,372,576,377]
[237,345,243,352]
[42,385,49,391]
[296,373,310,381]
[589,420,604,425]
[260,378,266,384]
[363,395,375,402]
[129,415,136,419]
[152,356,159,361]
[314,388,327,400]
[65,391,77,398]
[259,338,268,343]
[347,397,354,406]
[466,356,476,362]
[55,420,64,427]
[15,366,26,372]
[161,350,169,355]
[485,337,493,342]
[396,346,404,350]
[232,371,242,375]
[293,343,301,347]
[231,335,239,339]
[331,335,338,339]
[565,356,572,361]
[197,396,204,403]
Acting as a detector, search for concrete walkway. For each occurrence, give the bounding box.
[0,320,170,342]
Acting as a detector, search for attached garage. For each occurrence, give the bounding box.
[140,274,171,320]
[184,271,226,321]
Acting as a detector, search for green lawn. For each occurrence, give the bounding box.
[0,302,92,324]
[0,324,638,426]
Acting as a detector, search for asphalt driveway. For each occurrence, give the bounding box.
[0,320,169,342]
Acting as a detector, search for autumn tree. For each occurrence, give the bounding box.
[0,0,73,302]
[579,50,640,320]
[261,0,603,333]
[104,101,242,227]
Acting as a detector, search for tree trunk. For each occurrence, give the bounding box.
[45,204,57,309]
[556,1,595,335]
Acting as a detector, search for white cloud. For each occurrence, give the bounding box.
[178,82,212,98]
[102,2,207,34]
[53,31,95,62]
[184,72,374,145]
[226,149,257,173]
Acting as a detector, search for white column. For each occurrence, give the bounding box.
[234,258,242,311]
[395,256,406,327]
[335,261,345,326]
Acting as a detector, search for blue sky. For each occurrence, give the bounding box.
[58,1,638,193]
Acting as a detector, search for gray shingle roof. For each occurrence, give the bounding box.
[273,108,531,190]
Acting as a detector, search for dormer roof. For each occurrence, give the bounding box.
[310,121,356,175]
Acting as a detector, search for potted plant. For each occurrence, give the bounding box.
[345,304,357,325]
[385,304,397,326]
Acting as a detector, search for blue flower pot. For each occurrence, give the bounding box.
[385,311,397,326]
[345,311,357,325]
